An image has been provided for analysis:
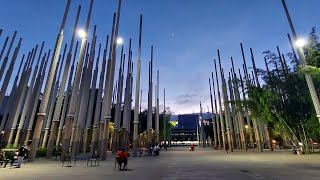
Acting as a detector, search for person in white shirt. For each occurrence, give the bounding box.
[154,144,160,157]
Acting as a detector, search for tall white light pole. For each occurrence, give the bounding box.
[97,13,116,159]
[147,46,153,148]
[101,0,122,158]
[61,0,94,158]
[163,88,166,149]
[46,6,81,158]
[156,70,160,143]
[132,14,143,157]
[29,0,71,162]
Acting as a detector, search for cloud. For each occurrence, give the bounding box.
[175,93,198,105]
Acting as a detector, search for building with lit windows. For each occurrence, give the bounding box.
[170,114,199,146]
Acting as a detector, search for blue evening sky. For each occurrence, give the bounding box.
[0,0,319,114]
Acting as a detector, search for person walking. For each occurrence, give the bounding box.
[149,144,153,156]
[154,144,160,157]
[16,144,26,168]
[225,143,229,154]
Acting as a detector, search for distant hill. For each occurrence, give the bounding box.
[171,112,216,120]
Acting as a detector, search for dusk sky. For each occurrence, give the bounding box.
[1,0,320,115]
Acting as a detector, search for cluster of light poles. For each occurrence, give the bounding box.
[0,0,165,162]
[205,0,320,153]
[0,0,316,159]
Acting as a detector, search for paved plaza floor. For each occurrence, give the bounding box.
[1,147,320,180]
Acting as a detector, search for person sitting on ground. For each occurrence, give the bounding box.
[116,149,128,170]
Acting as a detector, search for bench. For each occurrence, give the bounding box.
[61,154,76,167]
[0,156,27,167]
[1,149,28,167]
[51,147,62,161]
[0,159,10,168]
[1,150,17,167]
[87,154,100,166]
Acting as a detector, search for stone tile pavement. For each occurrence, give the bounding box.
[1,147,319,180]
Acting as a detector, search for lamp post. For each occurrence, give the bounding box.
[89,35,108,156]
[29,0,71,162]
[281,0,320,124]
[122,39,132,151]
[0,31,17,82]
[24,50,50,145]
[46,6,81,159]
[97,13,116,159]
[0,131,4,148]
[132,14,143,157]
[61,0,94,159]
[99,0,122,159]
[163,88,166,149]
[111,45,124,154]
[83,43,101,154]
[73,26,97,156]
[155,70,160,143]
[214,59,227,151]
[209,78,218,148]
[147,46,153,148]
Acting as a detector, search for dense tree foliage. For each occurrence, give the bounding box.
[244,28,320,151]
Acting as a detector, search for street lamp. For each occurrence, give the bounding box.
[295,38,307,48]
[77,29,87,38]
[281,0,320,124]
[116,37,123,45]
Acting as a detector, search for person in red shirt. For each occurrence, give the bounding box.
[190,144,195,151]
[116,149,128,170]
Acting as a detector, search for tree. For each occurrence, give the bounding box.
[242,29,320,152]
[305,27,320,67]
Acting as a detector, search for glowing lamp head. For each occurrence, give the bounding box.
[116,37,123,45]
[296,38,307,48]
[77,29,87,38]
[245,125,249,129]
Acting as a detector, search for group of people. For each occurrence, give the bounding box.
[116,144,162,171]
[149,144,161,157]
[0,144,27,168]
